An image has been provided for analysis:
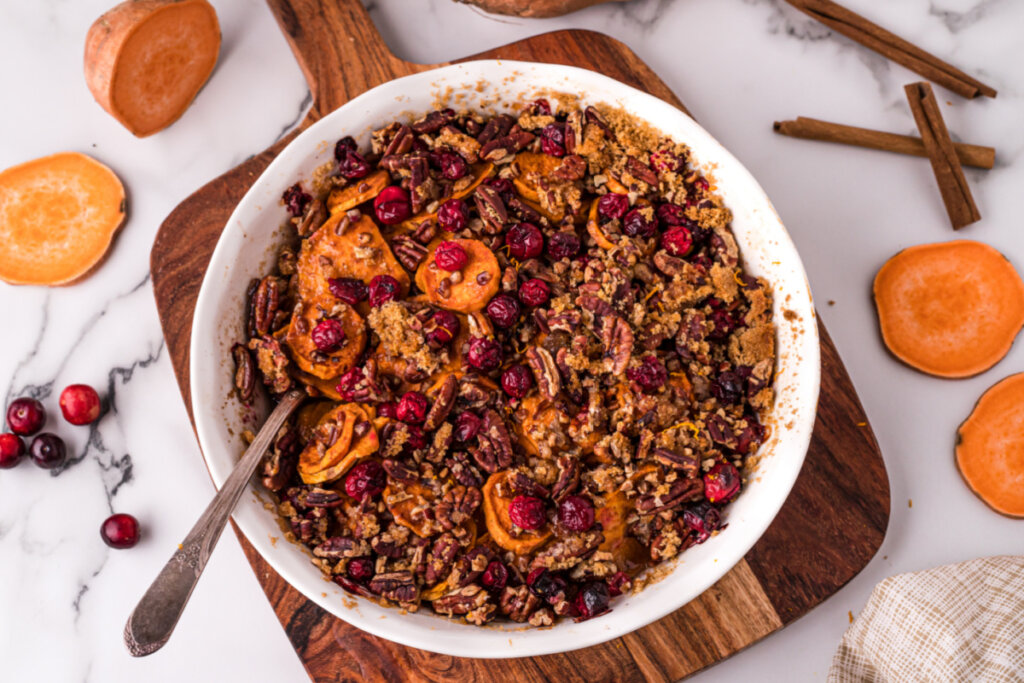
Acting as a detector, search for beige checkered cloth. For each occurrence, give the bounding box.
[829,556,1024,682]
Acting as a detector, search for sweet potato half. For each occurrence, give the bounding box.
[874,240,1024,378]
[0,152,125,286]
[956,373,1024,517]
[85,0,221,137]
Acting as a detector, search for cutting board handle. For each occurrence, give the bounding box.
[266,0,426,121]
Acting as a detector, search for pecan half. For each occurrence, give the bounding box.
[477,114,513,145]
[247,335,292,394]
[369,571,419,604]
[499,585,541,623]
[475,410,514,473]
[550,455,580,503]
[526,346,561,400]
[312,536,356,559]
[252,276,282,336]
[304,487,346,508]
[554,155,586,181]
[423,374,458,431]
[432,584,490,616]
[232,343,255,403]
[382,458,418,483]
[296,197,327,237]
[425,533,460,585]
[473,184,507,234]
[652,448,700,476]
[706,414,739,451]
[636,478,705,515]
[600,316,634,375]
[653,251,687,277]
[391,234,428,271]
[626,156,659,186]
[436,485,482,531]
[383,124,414,157]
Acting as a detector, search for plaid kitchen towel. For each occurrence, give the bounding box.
[829,556,1024,682]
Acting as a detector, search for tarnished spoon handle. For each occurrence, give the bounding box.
[124,390,304,656]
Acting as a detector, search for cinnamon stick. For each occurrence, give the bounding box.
[904,82,980,230]
[773,117,995,170]
[784,0,997,99]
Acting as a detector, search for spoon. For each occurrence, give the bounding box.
[123,389,304,656]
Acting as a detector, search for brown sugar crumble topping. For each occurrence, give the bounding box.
[232,98,776,627]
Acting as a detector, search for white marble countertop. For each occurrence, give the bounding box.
[1,0,1021,680]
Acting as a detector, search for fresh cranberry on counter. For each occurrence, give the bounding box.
[7,397,46,436]
[101,513,140,549]
[59,385,101,426]
[0,433,25,469]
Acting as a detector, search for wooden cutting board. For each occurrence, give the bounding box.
[150,1,890,680]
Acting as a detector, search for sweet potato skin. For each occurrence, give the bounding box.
[85,0,220,137]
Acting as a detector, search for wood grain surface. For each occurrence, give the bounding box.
[150,1,891,680]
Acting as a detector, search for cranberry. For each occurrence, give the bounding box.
[481,560,509,591]
[500,365,534,399]
[485,178,515,203]
[662,227,694,257]
[546,232,580,260]
[404,425,428,450]
[573,581,611,621]
[557,495,595,531]
[434,241,469,271]
[597,193,629,220]
[7,398,46,436]
[377,402,398,419]
[344,461,386,500]
[682,501,723,543]
[437,198,469,232]
[531,98,552,116]
[711,370,744,404]
[58,384,101,426]
[626,356,667,393]
[454,412,482,441]
[347,557,375,582]
[649,148,685,174]
[333,136,357,160]
[539,123,566,157]
[335,367,364,401]
[338,150,371,180]
[527,568,566,602]
[623,208,656,238]
[508,495,546,530]
[736,414,766,455]
[435,152,468,181]
[29,433,65,469]
[396,391,429,424]
[311,319,346,353]
[506,222,544,260]
[368,275,401,307]
[373,185,411,225]
[692,176,710,193]
[655,203,689,227]
[518,278,551,307]
[328,277,369,305]
[704,462,741,504]
[486,294,521,329]
[0,433,25,469]
[707,309,737,340]
[607,571,633,597]
[427,310,460,345]
[466,337,503,372]
[101,513,140,549]
[282,183,311,217]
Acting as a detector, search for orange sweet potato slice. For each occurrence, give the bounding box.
[594,490,647,571]
[284,301,366,380]
[586,198,617,250]
[0,152,125,286]
[298,403,378,484]
[84,0,220,137]
[955,373,1024,517]
[512,152,562,203]
[482,471,552,554]
[874,240,1024,378]
[326,170,389,215]
[515,395,562,456]
[453,163,494,199]
[415,238,500,313]
[384,480,441,537]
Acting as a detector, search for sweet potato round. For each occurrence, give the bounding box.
[415,238,500,313]
[482,471,552,554]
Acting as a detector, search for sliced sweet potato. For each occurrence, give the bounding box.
[514,395,562,456]
[586,198,617,250]
[512,152,562,203]
[874,240,1024,378]
[603,175,629,195]
[298,403,378,484]
[482,471,552,554]
[955,373,1024,517]
[453,163,494,199]
[594,490,647,571]
[284,301,366,380]
[415,238,500,313]
[326,170,389,215]
[84,0,220,137]
[0,152,125,286]
[295,401,335,441]
[384,480,440,537]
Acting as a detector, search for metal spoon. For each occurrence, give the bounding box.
[123,389,304,656]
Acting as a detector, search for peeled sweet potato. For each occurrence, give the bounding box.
[874,240,1024,378]
[586,198,617,250]
[512,152,562,204]
[482,471,552,554]
[297,403,378,484]
[326,170,389,215]
[594,490,647,571]
[284,301,366,381]
[415,238,500,313]
[0,152,125,286]
[85,0,221,137]
[384,480,440,537]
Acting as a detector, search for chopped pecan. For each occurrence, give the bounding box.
[312,536,356,559]
[458,377,494,410]
[506,196,544,223]
[451,546,494,588]
[526,346,561,400]
[247,335,292,394]
[296,196,327,237]
[636,478,705,515]
[391,234,428,271]
[382,458,418,483]
[508,472,550,499]
[554,155,586,181]
[654,250,687,277]
[369,571,419,604]
[600,316,634,375]
[445,451,484,488]
[304,487,346,508]
[411,109,455,135]
[432,584,490,616]
[652,448,700,476]
[438,125,481,163]
[383,124,414,157]
[564,110,583,154]
[473,410,514,473]
[584,106,611,135]
[232,343,255,403]
[626,156,659,186]
[473,184,507,234]
[423,374,458,431]
[706,414,739,451]
[531,530,604,571]
[425,532,460,585]
[499,585,541,623]
[411,218,439,245]
[550,455,580,503]
[436,485,482,531]
[476,114,513,145]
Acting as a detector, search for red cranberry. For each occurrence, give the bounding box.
[531,98,552,116]
[0,433,25,469]
[546,232,580,260]
[500,365,534,399]
[682,501,723,543]
[338,150,371,180]
[404,425,428,450]
[481,560,509,591]
[692,176,710,192]
[707,309,737,340]
[527,568,567,602]
[344,461,386,500]
[282,184,311,217]
[328,277,369,305]
[59,384,101,426]
[311,319,347,353]
[101,513,140,549]
[29,433,65,469]
[485,178,515,203]
[333,136,357,160]
[434,241,469,271]
[704,462,741,504]
[485,294,521,329]
[655,202,689,227]
[466,337,503,372]
[557,495,595,531]
[607,571,633,597]
[373,186,411,225]
[574,581,611,621]
[377,402,398,419]
[454,412,482,441]
[711,370,744,404]
[7,398,46,436]
[427,310,460,345]
[623,208,656,237]
[508,495,546,530]
[396,391,429,424]
[437,198,469,232]
[626,356,667,393]
[597,193,629,220]
[506,222,544,260]
[662,227,694,257]
[347,557,375,582]
[435,152,468,180]
[539,123,566,157]
[335,367,364,401]
[518,278,551,307]
[368,275,401,307]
